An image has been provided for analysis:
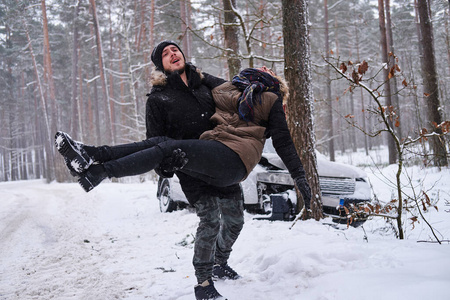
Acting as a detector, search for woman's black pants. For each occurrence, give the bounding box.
[97,136,246,188]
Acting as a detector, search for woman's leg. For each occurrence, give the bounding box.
[55,130,172,174]
[89,136,173,162]
[170,140,246,187]
[78,139,246,192]
[103,139,245,187]
[77,143,168,192]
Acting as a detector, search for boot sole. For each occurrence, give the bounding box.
[78,174,94,192]
[55,132,92,174]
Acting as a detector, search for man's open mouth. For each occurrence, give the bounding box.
[171,58,180,64]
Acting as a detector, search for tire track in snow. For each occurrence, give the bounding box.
[0,181,129,300]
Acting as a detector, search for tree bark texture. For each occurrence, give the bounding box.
[180,0,192,61]
[378,0,397,164]
[70,1,81,139]
[384,0,401,139]
[223,0,241,79]
[417,0,448,167]
[281,0,323,220]
[23,14,55,181]
[90,0,113,145]
[324,0,335,162]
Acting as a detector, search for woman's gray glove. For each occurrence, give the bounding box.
[294,177,311,209]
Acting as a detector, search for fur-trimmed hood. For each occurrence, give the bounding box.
[274,74,289,105]
[150,63,205,87]
[150,69,168,87]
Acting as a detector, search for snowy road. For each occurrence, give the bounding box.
[1,178,449,300]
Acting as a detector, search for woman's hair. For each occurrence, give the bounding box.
[273,74,289,104]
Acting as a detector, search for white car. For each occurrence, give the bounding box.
[157,141,372,222]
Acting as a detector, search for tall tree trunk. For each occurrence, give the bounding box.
[446,8,450,80]
[259,0,264,67]
[90,0,114,144]
[42,0,64,181]
[378,0,397,164]
[180,0,192,60]
[324,0,335,161]
[355,20,369,155]
[281,0,323,220]
[136,0,145,53]
[108,0,116,139]
[118,34,126,137]
[7,45,18,180]
[70,1,81,139]
[417,0,448,167]
[349,90,357,152]
[140,0,150,90]
[141,0,156,91]
[414,0,427,152]
[385,0,401,140]
[22,16,54,182]
[186,0,193,61]
[223,0,241,79]
[122,9,140,133]
[88,5,101,145]
[78,52,84,141]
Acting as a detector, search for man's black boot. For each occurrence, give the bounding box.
[212,263,241,280]
[194,279,226,300]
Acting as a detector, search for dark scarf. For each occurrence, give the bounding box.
[232,68,281,122]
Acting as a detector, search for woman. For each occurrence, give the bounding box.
[55,67,311,207]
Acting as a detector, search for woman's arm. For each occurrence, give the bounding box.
[267,100,306,179]
[267,99,311,207]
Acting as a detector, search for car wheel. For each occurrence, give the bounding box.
[159,179,178,213]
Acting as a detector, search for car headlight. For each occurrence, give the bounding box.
[256,172,294,185]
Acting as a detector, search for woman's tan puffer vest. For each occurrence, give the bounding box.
[200,82,278,179]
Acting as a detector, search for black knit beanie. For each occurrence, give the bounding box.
[151,40,186,72]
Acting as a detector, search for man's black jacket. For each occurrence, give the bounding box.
[145,63,242,204]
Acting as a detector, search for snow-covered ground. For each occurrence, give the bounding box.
[1,152,449,300]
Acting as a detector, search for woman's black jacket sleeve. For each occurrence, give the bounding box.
[267,99,306,180]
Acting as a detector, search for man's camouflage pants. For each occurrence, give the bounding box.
[193,195,244,284]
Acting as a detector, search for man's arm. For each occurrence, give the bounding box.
[202,72,227,90]
[145,93,178,178]
[145,94,165,139]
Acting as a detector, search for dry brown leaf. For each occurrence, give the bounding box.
[388,66,395,79]
[358,60,369,75]
[352,70,360,84]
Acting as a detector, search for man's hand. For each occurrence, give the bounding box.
[157,148,189,178]
[165,148,188,172]
[294,177,311,210]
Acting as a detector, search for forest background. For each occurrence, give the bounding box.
[0,0,449,183]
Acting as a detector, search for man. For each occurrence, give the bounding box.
[146,40,242,300]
